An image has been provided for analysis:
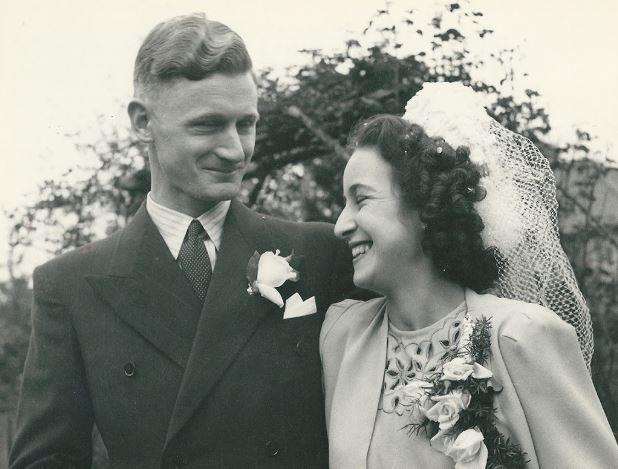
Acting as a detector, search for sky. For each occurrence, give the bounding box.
[1,0,617,275]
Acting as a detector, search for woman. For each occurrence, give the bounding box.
[321,82,617,468]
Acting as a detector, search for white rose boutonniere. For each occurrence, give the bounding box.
[246,250,299,307]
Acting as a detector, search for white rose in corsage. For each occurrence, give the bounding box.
[445,428,488,469]
[246,250,299,307]
[423,389,471,431]
[441,357,475,381]
[402,379,433,404]
[441,357,493,382]
[402,379,434,423]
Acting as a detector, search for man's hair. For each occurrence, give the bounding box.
[133,13,253,97]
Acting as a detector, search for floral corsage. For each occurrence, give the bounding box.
[408,314,528,468]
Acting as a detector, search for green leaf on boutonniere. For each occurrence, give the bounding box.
[246,250,261,284]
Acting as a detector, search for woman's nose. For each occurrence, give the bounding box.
[334,205,355,240]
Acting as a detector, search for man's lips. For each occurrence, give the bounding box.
[199,166,244,174]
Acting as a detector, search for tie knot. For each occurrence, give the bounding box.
[187,219,205,239]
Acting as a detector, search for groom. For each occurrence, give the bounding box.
[10,13,354,468]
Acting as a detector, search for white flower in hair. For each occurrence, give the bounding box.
[402,82,524,253]
[403,82,492,154]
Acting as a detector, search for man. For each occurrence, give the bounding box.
[10,13,354,468]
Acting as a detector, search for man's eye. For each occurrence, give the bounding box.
[192,119,224,129]
[356,196,368,205]
[237,119,257,131]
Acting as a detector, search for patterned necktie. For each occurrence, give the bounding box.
[177,219,212,302]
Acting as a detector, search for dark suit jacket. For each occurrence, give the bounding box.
[9,200,355,468]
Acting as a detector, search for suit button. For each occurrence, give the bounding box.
[123,361,136,377]
[295,338,303,355]
[265,440,280,457]
[169,453,187,467]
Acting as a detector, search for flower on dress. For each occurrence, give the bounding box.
[440,357,493,382]
[246,250,299,307]
[444,428,488,469]
[382,386,408,416]
[382,353,419,415]
[441,357,475,381]
[385,356,417,388]
[401,379,433,403]
[423,389,471,431]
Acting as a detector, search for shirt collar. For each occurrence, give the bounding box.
[146,192,231,259]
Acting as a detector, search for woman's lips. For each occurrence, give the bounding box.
[351,241,372,260]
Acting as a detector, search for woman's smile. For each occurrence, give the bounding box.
[350,241,373,261]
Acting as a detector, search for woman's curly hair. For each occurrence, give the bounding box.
[348,114,499,292]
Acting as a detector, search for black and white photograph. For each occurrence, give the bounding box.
[1,0,617,467]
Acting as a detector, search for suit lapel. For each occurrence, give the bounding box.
[165,200,278,447]
[329,301,388,468]
[86,205,203,368]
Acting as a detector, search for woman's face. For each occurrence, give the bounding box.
[334,146,424,294]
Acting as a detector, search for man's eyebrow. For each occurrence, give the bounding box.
[186,112,260,123]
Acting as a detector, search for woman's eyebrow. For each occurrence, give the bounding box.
[349,183,373,195]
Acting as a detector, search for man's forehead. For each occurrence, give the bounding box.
[152,73,258,116]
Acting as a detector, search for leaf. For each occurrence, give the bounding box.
[246,250,261,283]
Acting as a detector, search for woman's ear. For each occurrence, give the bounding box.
[127,99,153,143]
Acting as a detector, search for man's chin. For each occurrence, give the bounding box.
[194,182,242,202]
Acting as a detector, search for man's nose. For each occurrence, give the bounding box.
[334,205,355,240]
[216,127,245,163]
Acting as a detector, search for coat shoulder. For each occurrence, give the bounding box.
[321,297,385,346]
[468,292,574,346]
[33,230,121,296]
[259,213,348,268]
[264,214,338,246]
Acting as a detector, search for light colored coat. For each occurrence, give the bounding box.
[321,289,618,469]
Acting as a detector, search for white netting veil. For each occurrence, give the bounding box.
[403,82,594,368]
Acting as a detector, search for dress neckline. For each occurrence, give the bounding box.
[388,301,467,340]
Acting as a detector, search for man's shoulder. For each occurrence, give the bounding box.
[34,229,122,284]
[259,211,334,238]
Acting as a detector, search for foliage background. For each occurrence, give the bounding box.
[1,2,616,462]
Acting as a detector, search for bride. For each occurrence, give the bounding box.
[320,82,617,468]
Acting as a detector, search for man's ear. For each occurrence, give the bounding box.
[128,99,153,143]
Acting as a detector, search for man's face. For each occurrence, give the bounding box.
[146,72,258,213]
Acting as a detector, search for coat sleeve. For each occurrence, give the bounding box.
[320,300,359,429]
[499,308,618,468]
[9,265,94,469]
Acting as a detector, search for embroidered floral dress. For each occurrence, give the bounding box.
[367,303,467,468]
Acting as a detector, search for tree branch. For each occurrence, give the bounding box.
[557,185,618,248]
[286,106,348,161]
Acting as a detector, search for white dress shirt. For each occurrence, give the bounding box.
[146,192,230,268]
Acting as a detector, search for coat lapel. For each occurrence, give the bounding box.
[86,205,203,368]
[165,200,277,447]
[329,300,388,469]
